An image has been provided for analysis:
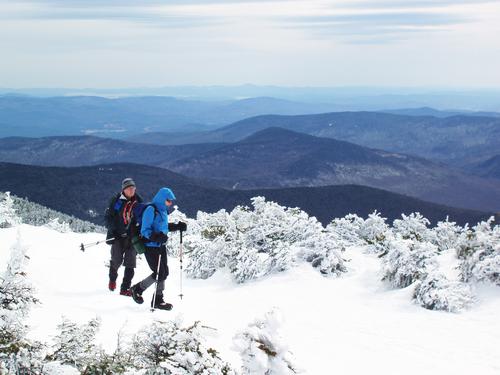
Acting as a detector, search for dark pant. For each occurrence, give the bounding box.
[138,245,168,296]
[109,237,136,291]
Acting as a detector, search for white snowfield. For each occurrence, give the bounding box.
[1,224,500,375]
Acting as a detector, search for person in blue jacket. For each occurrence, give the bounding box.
[130,187,186,310]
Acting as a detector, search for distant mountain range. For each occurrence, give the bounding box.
[139,111,500,168]
[1,129,499,212]
[380,107,500,118]
[0,162,492,226]
[3,86,500,112]
[0,135,225,167]
[0,96,342,138]
[2,93,499,167]
[167,127,500,212]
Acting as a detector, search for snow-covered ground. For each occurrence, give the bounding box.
[2,224,500,374]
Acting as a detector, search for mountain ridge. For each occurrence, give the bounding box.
[134,111,500,168]
[168,127,500,212]
[0,161,492,226]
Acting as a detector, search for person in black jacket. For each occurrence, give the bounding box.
[104,177,142,296]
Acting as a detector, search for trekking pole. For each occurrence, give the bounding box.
[80,238,114,252]
[151,254,162,312]
[179,230,184,300]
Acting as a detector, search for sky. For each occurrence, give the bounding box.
[1,0,500,89]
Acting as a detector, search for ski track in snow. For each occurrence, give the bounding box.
[1,224,500,374]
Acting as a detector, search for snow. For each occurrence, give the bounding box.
[2,224,500,374]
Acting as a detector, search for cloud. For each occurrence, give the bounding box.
[276,3,479,43]
[337,0,500,9]
[0,0,297,31]
[288,12,469,27]
[0,0,482,37]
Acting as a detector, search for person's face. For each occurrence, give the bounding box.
[123,186,136,199]
[165,199,173,207]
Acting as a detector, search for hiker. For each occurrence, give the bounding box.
[104,177,143,296]
[130,187,187,310]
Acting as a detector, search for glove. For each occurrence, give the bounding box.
[150,232,169,243]
[168,221,187,232]
[178,221,187,232]
[119,232,128,238]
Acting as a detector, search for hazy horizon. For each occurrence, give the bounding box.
[1,0,499,89]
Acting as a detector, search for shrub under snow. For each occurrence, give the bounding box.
[357,211,390,248]
[414,271,475,313]
[458,217,500,285]
[130,319,235,375]
[233,309,301,375]
[326,214,365,248]
[431,218,463,252]
[393,212,433,243]
[185,197,346,283]
[48,317,114,374]
[381,238,439,288]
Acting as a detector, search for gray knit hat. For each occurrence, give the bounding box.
[121,177,136,191]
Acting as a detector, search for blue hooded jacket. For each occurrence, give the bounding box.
[141,187,176,247]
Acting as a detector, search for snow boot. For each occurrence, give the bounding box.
[120,289,132,297]
[108,281,116,291]
[151,294,173,311]
[130,284,144,304]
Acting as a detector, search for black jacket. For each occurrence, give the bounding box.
[104,192,143,240]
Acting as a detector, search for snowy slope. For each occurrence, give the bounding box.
[1,224,500,374]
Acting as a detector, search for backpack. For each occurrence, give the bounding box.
[129,202,159,254]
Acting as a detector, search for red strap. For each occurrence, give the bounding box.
[122,200,137,225]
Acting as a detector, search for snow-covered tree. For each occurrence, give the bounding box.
[299,231,346,276]
[233,309,301,375]
[130,319,235,374]
[413,271,474,312]
[357,211,390,251]
[0,192,21,228]
[45,218,72,233]
[431,218,463,252]
[0,191,104,233]
[185,197,346,283]
[47,317,134,374]
[0,233,43,374]
[393,212,433,243]
[48,317,110,373]
[184,209,231,280]
[381,238,439,288]
[326,214,364,248]
[458,217,500,285]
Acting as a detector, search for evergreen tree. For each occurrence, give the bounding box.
[130,319,235,374]
[0,191,104,233]
[0,233,43,374]
[0,192,21,228]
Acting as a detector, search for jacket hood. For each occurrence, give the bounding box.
[152,187,176,211]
